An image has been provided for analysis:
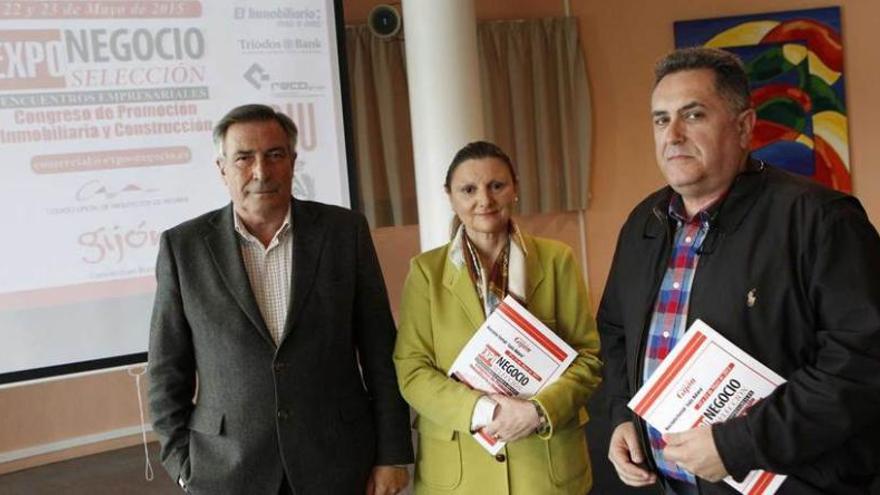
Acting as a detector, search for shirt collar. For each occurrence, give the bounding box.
[233,206,292,246]
[667,193,722,228]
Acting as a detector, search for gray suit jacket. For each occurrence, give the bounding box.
[148,199,413,495]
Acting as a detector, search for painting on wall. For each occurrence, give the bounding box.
[674,7,851,192]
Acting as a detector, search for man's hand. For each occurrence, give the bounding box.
[663,426,728,482]
[365,465,409,495]
[483,394,540,443]
[608,422,657,487]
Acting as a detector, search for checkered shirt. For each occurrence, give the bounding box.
[234,210,293,346]
[642,195,713,485]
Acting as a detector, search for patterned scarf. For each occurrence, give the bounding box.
[449,222,527,316]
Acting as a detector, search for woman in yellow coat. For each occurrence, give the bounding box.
[394,141,602,494]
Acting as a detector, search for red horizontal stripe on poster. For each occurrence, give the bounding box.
[498,303,566,361]
[477,428,497,446]
[633,332,707,416]
[748,471,776,495]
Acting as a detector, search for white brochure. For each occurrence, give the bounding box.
[628,319,787,495]
[448,295,577,455]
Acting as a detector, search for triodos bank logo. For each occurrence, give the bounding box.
[0,27,206,91]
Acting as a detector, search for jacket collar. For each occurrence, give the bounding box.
[643,157,767,241]
[202,198,326,347]
[285,198,327,336]
[204,203,275,346]
[442,229,545,329]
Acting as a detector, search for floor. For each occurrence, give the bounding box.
[1,438,877,494]
[0,442,178,495]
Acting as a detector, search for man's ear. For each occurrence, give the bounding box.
[738,108,757,148]
[216,158,228,183]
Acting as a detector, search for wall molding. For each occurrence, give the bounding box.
[0,425,153,474]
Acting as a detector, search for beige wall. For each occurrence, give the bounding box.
[3,0,879,475]
[0,372,153,474]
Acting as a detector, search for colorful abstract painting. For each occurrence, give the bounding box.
[675,7,851,192]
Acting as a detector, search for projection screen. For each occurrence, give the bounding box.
[0,0,356,385]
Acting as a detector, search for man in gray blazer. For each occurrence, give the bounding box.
[148,104,413,495]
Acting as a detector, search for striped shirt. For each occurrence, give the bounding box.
[643,195,713,485]
[234,209,293,346]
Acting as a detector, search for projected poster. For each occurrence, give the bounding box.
[0,0,352,383]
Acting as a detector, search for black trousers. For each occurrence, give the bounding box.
[666,477,699,495]
[279,474,293,495]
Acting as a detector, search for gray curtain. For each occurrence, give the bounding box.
[345,25,417,227]
[345,17,592,227]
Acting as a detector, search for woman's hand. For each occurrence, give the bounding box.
[483,394,540,443]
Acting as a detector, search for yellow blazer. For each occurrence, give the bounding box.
[394,233,602,494]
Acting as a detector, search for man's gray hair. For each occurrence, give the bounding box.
[213,104,298,158]
[654,47,752,113]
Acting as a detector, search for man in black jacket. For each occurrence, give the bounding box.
[599,47,880,494]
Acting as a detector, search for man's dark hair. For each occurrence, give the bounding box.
[654,47,752,113]
[444,140,518,192]
[213,104,298,158]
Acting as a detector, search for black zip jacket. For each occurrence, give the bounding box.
[598,162,880,494]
